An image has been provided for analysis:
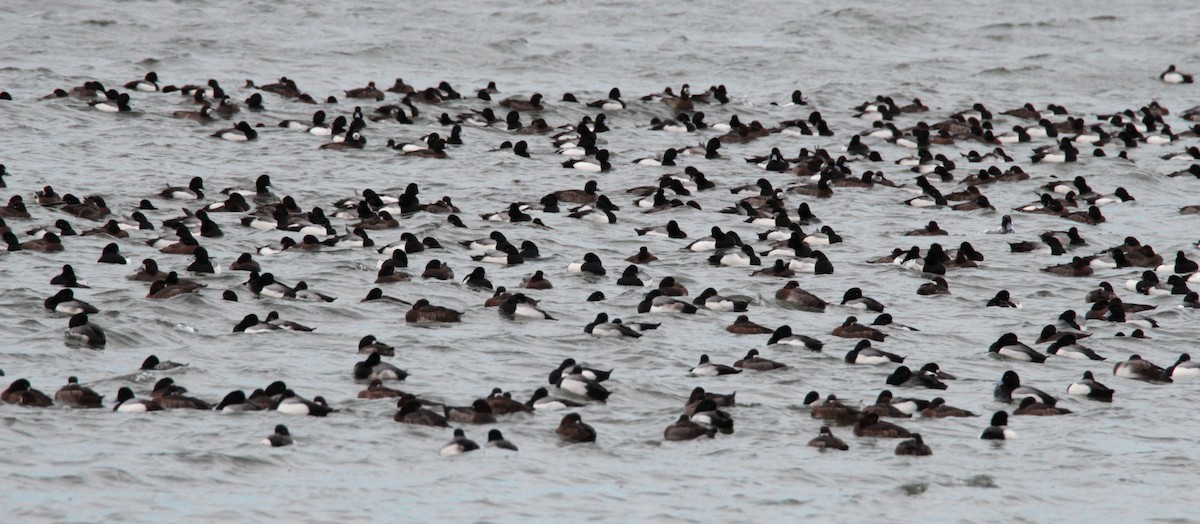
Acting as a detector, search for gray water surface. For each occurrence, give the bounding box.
[2,0,1200,522]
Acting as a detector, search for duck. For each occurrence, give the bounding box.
[394,398,449,427]
[920,397,977,418]
[1046,335,1105,361]
[89,93,131,112]
[362,287,410,305]
[787,251,835,275]
[808,395,861,423]
[774,281,827,311]
[988,333,1046,362]
[752,259,796,278]
[146,275,202,299]
[357,380,405,399]
[567,253,606,275]
[487,429,518,451]
[612,318,660,334]
[1113,355,1172,383]
[638,290,698,314]
[853,412,912,438]
[633,148,678,167]
[112,387,163,412]
[498,293,555,320]
[345,82,384,101]
[405,299,462,323]
[1013,397,1072,416]
[470,244,523,266]
[708,245,761,267]
[807,426,849,450]
[917,277,950,295]
[419,260,454,280]
[1161,64,1195,84]
[500,93,544,111]
[150,378,212,409]
[443,399,497,424]
[1156,251,1199,275]
[549,359,609,383]
[994,370,1055,404]
[353,352,407,381]
[664,414,718,441]
[840,287,885,312]
[980,411,1016,440]
[160,176,205,200]
[986,290,1020,308]
[556,366,611,401]
[1067,371,1115,402]
[232,314,280,333]
[690,354,741,376]
[125,71,159,92]
[66,313,106,348]
[733,349,787,371]
[210,390,260,411]
[49,264,88,288]
[520,270,553,290]
[895,434,932,456]
[185,246,218,274]
[551,180,601,204]
[140,355,187,371]
[263,425,294,447]
[2,379,53,407]
[461,267,494,290]
[726,315,772,334]
[280,110,327,130]
[691,285,744,309]
[1166,353,1200,379]
[526,387,586,411]
[556,413,597,443]
[44,289,99,315]
[767,325,823,351]
[19,232,65,253]
[584,312,642,338]
[229,253,260,273]
[905,220,948,236]
[485,389,532,415]
[886,365,948,390]
[272,390,335,416]
[845,340,904,364]
[211,121,258,141]
[684,397,733,433]
[352,335,396,354]
[587,87,625,111]
[832,316,886,342]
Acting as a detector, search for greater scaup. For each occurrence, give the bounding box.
[2,379,54,407]
[263,425,294,447]
[1113,355,1172,383]
[394,397,449,427]
[845,340,904,364]
[113,387,162,412]
[44,289,98,315]
[66,313,105,348]
[556,413,597,443]
[1066,371,1114,402]
[853,412,912,438]
[988,333,1046,362]
[994,370,1054,404]
[980,411,1016,440]
[443,399,497,424]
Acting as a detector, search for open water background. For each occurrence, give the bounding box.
[2,0,1200,522]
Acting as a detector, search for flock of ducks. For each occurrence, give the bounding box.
[2,63,1200,457]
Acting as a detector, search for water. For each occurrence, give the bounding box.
[3,0,1200,521]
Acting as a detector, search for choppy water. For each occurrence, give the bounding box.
[3,0,1200,521]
